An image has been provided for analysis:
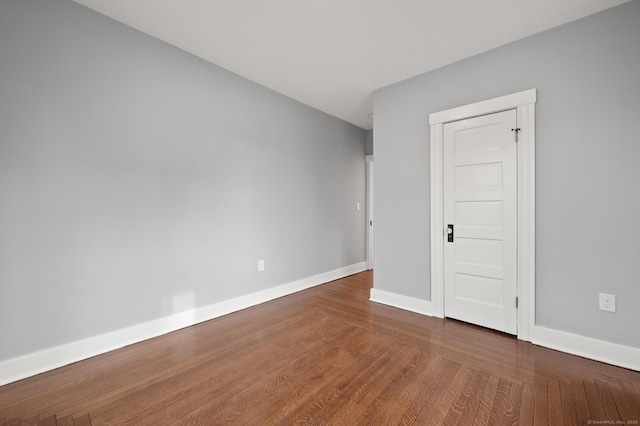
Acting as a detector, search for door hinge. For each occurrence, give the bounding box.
[516,297,519,309]
[511,128,522,143]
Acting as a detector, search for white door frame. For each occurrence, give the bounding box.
[428,89,536,342]
[366,155,374,270]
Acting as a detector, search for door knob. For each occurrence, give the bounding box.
[447,224,454,242]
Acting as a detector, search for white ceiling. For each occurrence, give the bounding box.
[73,0,628,130]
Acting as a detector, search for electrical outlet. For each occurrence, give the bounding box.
[258,260,265,272]
[599,293,616,313]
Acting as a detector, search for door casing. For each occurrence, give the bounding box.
[366,155,374,270]
[428,89,536,342]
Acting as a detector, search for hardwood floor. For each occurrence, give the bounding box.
[1,271,639,425]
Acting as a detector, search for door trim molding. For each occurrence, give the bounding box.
[428,89,536,341]
[366,155,374,270]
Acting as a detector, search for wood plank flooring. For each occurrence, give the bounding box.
[1,271,639,425]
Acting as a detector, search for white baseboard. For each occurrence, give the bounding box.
[369,288,432,316]
[532,326,640,372]
[0,262,367,386]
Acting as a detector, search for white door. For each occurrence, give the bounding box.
[443,109,518,334]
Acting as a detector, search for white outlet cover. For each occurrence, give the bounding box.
[258,260,265,272]
[599,293,616,313]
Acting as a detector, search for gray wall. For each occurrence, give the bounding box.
[0,0,366,361]
[366,130,374,156]
[373,0,640,347]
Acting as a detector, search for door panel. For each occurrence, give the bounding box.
[455,238,503,268]
[455,273,504,307]
[455,162,503,190]
[455,201,502,228]
[443,109,517,335]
